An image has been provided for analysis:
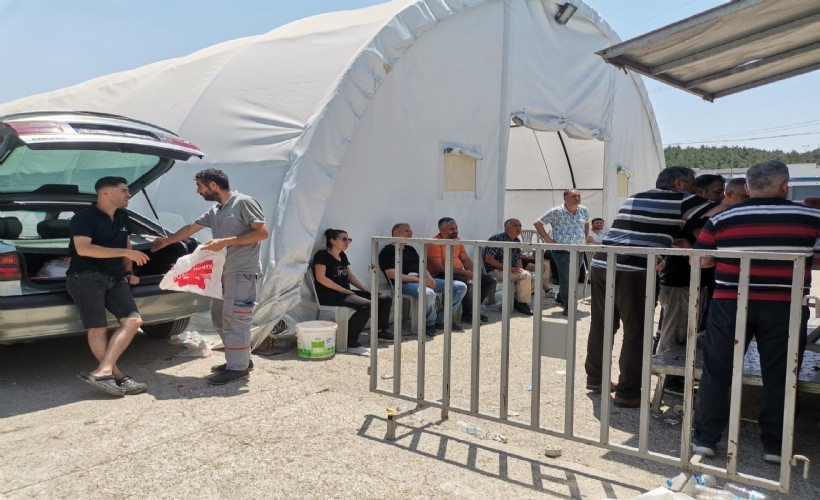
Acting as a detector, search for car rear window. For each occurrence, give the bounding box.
[0,148,161,196]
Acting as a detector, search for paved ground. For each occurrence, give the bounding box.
[2,292,820,499]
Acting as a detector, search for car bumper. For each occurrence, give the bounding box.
[0,285,211,344]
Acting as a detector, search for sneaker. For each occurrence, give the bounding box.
[377,331,395,344]
[207,368,250,385]
[116,376,148,395]
[561,307,568,317]
[613,394,641,408]
[347,345,370,356]
[692,444,716,457]
[211,359,254,373]
[763,453,781,464]
[425,324,438,337]
[513,301,533,316]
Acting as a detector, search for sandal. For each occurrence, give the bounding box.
[77,371,125,397]
[116,376,148,395]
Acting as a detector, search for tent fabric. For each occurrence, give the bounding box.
[0,0,664,344]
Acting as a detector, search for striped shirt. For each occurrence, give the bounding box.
[591,189,713,272]
[694,198,820,301]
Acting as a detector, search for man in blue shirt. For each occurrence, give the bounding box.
[534,189,589,316]
[484,219,534,316]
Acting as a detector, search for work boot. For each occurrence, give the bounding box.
[207,368,250,386]
[211,358,254,373]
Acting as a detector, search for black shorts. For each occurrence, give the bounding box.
[66,272,140,329]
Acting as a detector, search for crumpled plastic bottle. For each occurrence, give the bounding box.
[456,421,490,439]
[693,483,736,499]
[723,482,768,499]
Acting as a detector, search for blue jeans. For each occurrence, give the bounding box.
[401,278,467,325]
[552,250,570,305]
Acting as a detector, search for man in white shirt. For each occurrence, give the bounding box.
[586,218,606,244]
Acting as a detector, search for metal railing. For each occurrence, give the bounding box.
[368,236,810,493]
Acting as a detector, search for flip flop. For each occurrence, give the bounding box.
[77,371,125,397]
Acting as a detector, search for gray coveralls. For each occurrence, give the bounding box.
[195,192,265,371]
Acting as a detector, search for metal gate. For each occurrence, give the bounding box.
[367,236,811,494]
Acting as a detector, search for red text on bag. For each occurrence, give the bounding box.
[173,260,213,289]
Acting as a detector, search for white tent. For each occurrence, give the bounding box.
[0,0,664,340]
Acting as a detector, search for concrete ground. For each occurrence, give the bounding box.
[2,291,820,499]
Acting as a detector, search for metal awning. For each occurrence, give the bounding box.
[597,0,820,101]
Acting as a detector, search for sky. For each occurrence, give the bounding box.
[1,0,818,154]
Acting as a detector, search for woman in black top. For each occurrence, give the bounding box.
[313,228,393,354]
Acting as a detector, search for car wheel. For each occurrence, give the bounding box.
[141,317,191,339]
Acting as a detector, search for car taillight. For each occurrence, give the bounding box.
[8,121,66,135]
[0,253,22,281]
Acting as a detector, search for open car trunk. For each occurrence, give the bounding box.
[4,203,194,289]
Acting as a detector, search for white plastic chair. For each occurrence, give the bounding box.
[520,229,536,243]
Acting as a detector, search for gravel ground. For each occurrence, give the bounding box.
[2,289,820,499]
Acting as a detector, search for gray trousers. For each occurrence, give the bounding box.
[211,273,257,371]
[657,285,708,354]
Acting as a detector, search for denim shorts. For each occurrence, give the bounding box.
[66,272,140,329]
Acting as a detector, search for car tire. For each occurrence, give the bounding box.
[141,317,191,339]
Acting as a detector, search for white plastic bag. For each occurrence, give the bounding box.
[159,247,225,299]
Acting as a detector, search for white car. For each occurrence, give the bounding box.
[0,111,211,343]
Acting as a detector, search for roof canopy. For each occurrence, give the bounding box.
[597,0,820,101]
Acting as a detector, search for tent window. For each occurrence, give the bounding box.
[617,165,633,197]
[442,145,481,196]
[443,154,476,192]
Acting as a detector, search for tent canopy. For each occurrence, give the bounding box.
[0,0,664,337]
[597,0,820,101]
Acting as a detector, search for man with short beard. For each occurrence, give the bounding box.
[427,217,494,324]
[71,176,151,397]
[152,168,268,385]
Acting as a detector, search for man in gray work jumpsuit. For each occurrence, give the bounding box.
[152,168,268,385]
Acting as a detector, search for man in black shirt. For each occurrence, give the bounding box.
[379,223,467,334]
[68,176,150,397]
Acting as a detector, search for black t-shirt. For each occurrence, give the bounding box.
[313,249,350,301]
[659,255,690,287]
[378,244,420,281]
[67,207,131,276]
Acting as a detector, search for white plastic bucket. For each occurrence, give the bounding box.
[295,321,337,359]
